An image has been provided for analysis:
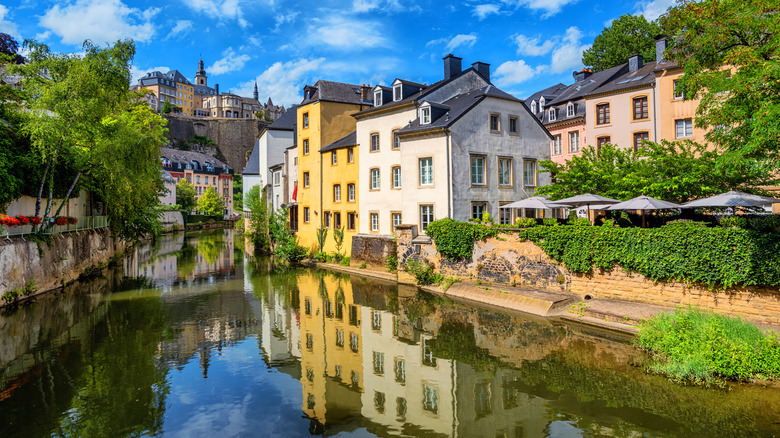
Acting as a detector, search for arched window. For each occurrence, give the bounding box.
[531,100,537,113]
[539,97,545,109]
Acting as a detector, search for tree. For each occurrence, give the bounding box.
[176,179,197,212]
[161,101,173,114]
[0,33,24,64]
[244,185,270,253]
[582,14,662,72]
[232,174,243,210]
[660,0,780,165]
[196,187,224,216]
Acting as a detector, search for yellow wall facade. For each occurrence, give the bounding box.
[654,67,707,145]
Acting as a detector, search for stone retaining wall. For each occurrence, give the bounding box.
[350,234,397,268]
[395,224,780,325]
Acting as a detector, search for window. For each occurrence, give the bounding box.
[348,183,355,202]
[498,158,512,186]
[196,175,200,184]
[333,184,341,202]
[531,100,537,113]
[548,108,556,122]
[470,156,485,186]
[393,84,401,101]
[676,118,693,138]
[348,147,354,162]
[673,80,684,99]
[489,114,500,132]
[597,136,611,148]
[523,160,536,187]
[395,359,406,383]
[336,329,344,348]
[370,168,380,190]
[392,166,401,189]
[633,96,648,120]
[347,212,356,230]
[420,107,431,124]
[539,96,545,109]
[596,103,610,125]
[305,298,311,315]
[303,139,309,155]
[499,203,512,224]
[324,211,331,228]
[374,90,382,106]
[373,351,385,375]
[508,116,518,134]
[419,158,433,186]
[420,205,434,231]
[273,172,279,185]
[423,385,438,413]
[350,333,359,352]
[332,151,337,165]
[392,213,402,232]
[333,212,341,229]
[392,130,400,149]
[569,131,580,153]
[374,391,385,414]
[566,103,574,117]
[372,311,381,331]
[553,135,562,155]
[303,172,310,188]
[303,112,309,128]
[472,202,487,219]
[370,133,380,152]
[633,132,649,151]
[370,213,379,232]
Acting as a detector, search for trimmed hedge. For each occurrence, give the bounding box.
[425,218,499,260]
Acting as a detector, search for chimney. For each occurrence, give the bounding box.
[572,68,593,82]
[215,83,220,95]
[655,35,668,63]
[443,54,462,80]
[472,61,490,82]
[628,54,643,71]
[360,84,372,102]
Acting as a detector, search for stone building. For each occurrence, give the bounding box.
[160,147,234,216]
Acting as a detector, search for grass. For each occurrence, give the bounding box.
[636,307,780,386]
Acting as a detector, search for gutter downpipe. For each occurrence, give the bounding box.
[652,80,658,142]
[445,127,453,218]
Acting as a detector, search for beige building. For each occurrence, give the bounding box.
[161,147,234,216]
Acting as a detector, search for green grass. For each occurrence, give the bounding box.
[636,307,780,386]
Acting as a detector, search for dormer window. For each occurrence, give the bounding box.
[420,107,431,125]
[548,108,556,122]
[566,103,574,117]
[539,97,545,109]
[374,90,383,106]
[531,100,537,113]
[393,84,402,101]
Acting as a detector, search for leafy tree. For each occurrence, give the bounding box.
[660,0,780,166]
[268,208,307,261]
[333,225,345,256]
[582,14,662,72]
[244,185,270,253]
[196,187,224,216]
[176,179,197,212]
[0,33,24,64]
[161,101,173,114]
[232,174,243,210]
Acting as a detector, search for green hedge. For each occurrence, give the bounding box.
[425,218,499,260]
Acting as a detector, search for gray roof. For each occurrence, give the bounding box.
[241,143,261,175]
[161,147,229,170]
[585,61,659,96]
[320,130,357,153]
[301,80,372,106]
[524,83,567,109]
[267,105,297,131]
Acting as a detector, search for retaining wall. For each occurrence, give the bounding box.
[350,234,397,268]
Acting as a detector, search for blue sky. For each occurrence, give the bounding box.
[0,0,675,107]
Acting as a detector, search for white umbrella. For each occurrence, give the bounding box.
[607,195,682,227]
[682,190,780,209]
[550,193,621,220]
[499,196,572,209]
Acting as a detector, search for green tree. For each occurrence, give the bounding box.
[176,179,197,212]
[582,14,662,72]
[232,174,243,210]
[660,0,780,165]
[161,100,173,114]
[196,187,224,216]
[244,185,270,253]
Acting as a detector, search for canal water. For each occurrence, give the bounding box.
[1,229,779,437]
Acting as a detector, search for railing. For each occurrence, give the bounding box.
[1,216,109,238]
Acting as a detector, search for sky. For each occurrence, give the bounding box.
[0,0,676,107]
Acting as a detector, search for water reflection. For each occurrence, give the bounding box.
[0,230,779,438]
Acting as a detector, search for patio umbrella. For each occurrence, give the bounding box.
[681,190,780,209]
[499,196,572,210]
[607,195,682,228]
[549,193,621,220]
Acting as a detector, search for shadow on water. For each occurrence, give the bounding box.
[0,229,779,437]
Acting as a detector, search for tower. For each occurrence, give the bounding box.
[253,81,258,101]
[196,57,207,86]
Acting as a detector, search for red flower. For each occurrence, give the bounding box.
[55,217,68,226]
[16,215,30,225]
[30,216,42,225]
[67,217,78,225]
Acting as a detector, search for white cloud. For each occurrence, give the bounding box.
[0,5,19,39]
[168,20,193,39]
[501,0,579,18]
[352,0,379,12]
[39,0,157,45]
[494,60,546,86]
[185,0,248,28]
[635,0,676,20]
[473,4,500,20]
[273,12,297,32]
[550,26,590,73]
[207,48,251,76]
[235,57,325,107]
[427,34,477,55]
[512,34,555,56]
[305,16,390,50]
[352,0,420,13]
[129,65,171,85]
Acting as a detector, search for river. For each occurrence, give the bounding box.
[0,229,778,437]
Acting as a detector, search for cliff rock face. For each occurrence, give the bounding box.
[164,116,271,171]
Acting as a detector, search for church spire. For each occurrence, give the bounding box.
[195,56,207,86]
[253,81,258,101]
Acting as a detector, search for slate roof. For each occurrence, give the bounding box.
[241,143,261,175]
[267,105,297,131]
[524,83,567,109]
[301,80,371,106]
[320,130,357,153]
[161,147,231,173]
[584,61,659,96]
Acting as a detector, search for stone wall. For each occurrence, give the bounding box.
[164,115,270,171]
[161,210,184,232]
[350,234,397,268]
[0,228,127,300]
[395,224,780,326]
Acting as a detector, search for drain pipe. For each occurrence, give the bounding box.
[652,80,658,142]
[444,127,453,218]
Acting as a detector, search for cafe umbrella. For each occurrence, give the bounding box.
[606,195,682,228]
[549,193,621,221]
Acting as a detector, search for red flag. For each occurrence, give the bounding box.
[292,183,298,202]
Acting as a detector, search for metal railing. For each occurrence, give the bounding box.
[1,216,109,238]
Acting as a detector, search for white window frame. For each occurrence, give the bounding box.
[392,213,402,232]
[371,168,380,190]
[498,157,512,186]
[393,84,402,101]
[374,90,382,106]
[420,204,434,232]
[419,157,433,186]
[370,133,380,152]
[676,118,693,138]
[566,103,574,117]
[420,107,431,125]
[348,183,355,202]
[470,156,485,186]
[348,147,354,162]
[553,135,562,155]
[333,184,341,202]
[370,213,379,232]
[531,100,537,113]
[392,166,401,189]
[523,160,537,187]
[548,108,556,122]
[539,96,545,109]
[332,151,337,165]
[569,131,580,153]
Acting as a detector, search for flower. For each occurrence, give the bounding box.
[29,216,42,225]
[55,217,68,226]
[16,215,30,225]
[67,217,78,225]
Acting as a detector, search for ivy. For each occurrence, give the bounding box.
[425,218,499,260]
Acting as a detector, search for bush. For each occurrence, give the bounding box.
[543,218,559,226]
[720,215,749,229]
[515,217,537,228]
[403,259,442,285]
[425,218,499,260]
[386,255,398,272]
[339,256,351,266]
[313,252,328,263]
[636,307,780,385]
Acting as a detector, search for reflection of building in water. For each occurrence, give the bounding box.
[296,272,364,427]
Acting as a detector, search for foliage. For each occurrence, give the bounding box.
[428,321,505,372]
[660,0,780,166]
[333,225,345,255]
[232,174,243,210]
[187,134,217,148]
[313,251,328,262]
[316,227,328,252]
[403,259,442,285]
[536,142,777,203]
[244,185,269,254]
[582,14,662,71]
[0,33,24,64]
[196,187,224,217]
[425,218,499,260]
[520,221,780,288]
[515,217,537,228]
[161,101,172,114]
[637,308,780,385]
[339,256,351,266]
[720,214,780,231]
[268,208,307,262]
[543,218,560,226]
[385,255,398,272]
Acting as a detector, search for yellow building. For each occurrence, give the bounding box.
[135,58,218,117]
[296,80,372,254]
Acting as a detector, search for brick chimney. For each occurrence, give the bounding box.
[628,54,643,71]
[360,84,372,102]
[472,61,490,82]
[443,54,462,80]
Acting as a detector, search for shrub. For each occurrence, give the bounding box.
[515,217,537,228]
[720,216,749,229]
[339,256,351,266]
[313,252,328,263]
[385,255,398,272]
[403,259,442,285]
[425,218,499,260]
[359,262,367,269]
[636,307,780,385]
[542,218,559,226]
